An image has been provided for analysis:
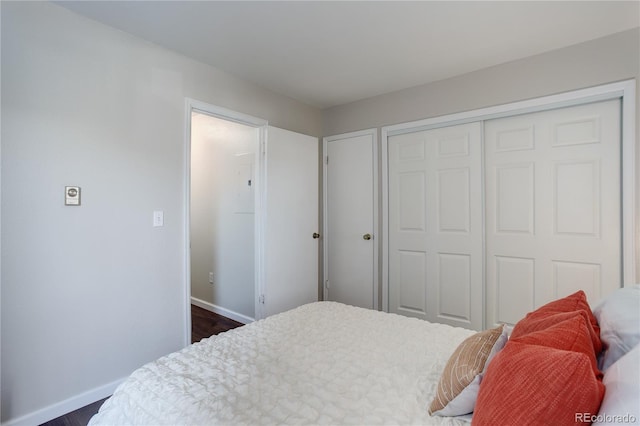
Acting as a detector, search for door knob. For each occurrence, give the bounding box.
[313,233,320,239]
[363,233,372,240]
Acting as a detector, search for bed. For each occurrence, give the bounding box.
[89,287,640,425]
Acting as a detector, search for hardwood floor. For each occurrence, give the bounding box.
[39,398,108,426]
[40,305,244,426]
[191,304,243,343]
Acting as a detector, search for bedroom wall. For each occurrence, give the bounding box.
[322,27,640,284]
[0,2,322,424]
[190,114,257,320]
[322,28,639,135]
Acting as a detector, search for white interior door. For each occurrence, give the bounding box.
[388,122,483,330]
[263,126,319,317]
[324,130,376,309]
[485,99,621,326]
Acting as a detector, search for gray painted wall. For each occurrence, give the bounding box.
[322,28,640,283]
[0,2,321,423]
[322,28,639,135]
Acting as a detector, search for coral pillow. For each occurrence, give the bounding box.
[525,290,599,333]
[512,290,602,357]
[511,310,602,357]
[511,313,602,379]
[473,341,605,426]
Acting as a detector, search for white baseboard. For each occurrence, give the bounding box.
[2,378,123,426]
[190,297,254,324]
[4,299,253,425]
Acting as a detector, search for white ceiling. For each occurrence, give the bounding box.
[56,1,639,109]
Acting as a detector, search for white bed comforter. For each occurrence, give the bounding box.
[89,302,474,425]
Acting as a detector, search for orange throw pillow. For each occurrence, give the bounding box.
[511,310,602,356]
[511,313,602,379]
[511,290,602,354]
[473,341,605,426]
[528,290,598,330]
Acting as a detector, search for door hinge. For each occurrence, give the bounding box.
[325,156,329,165]
[259,294,265,304]
[325,280,330,289]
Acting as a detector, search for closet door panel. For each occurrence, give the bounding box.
[437,253,472,321]
[485,99,621,327]
[495,163,534,234]
[389,122,483,330]
[398,250,428,315]
[390,132,429,318]
[494,255,535,325]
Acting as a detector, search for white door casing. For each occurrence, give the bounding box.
[263,126,319,317]
[185,100,268,344]
[485,99,621,326]
[323,130,377,309]
[388,122,484,330]
[185,100,320,343]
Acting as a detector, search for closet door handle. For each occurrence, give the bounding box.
[363,233,372,241]
[313,233,320,239]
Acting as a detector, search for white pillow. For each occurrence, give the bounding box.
[592,284,640,371]
[592,344,640,425]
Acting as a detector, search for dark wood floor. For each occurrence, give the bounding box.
[191,304,243,343]
[39,398,109,426]
[40,305,243,426]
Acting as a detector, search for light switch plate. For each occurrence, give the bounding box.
[153,210,164,227]
[65,186,81,206]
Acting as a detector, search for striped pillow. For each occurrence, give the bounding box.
[429,324,508,416]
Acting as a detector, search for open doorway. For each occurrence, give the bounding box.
[186,102,267,344]
[183,100,320,345]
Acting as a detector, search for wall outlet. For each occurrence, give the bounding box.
[208,272,214,284]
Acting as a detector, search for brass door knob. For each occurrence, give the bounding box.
[363,233,372,240]
[313,233,320,239]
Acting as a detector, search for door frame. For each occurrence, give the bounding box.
[183,98,268,347]
[322,129,379,308]
[381,79,636,313]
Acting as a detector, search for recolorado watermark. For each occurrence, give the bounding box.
[575,413,638,424]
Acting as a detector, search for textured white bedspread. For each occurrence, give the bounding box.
[89,302,474,425]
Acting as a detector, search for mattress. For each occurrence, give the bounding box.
[89,302,475,425]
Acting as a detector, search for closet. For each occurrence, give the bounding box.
[386,98,622,330]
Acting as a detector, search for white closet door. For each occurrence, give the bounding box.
[388,122,483,330]
[324,131,376,309]
[485,99,621,326]
[264,126,319,317]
